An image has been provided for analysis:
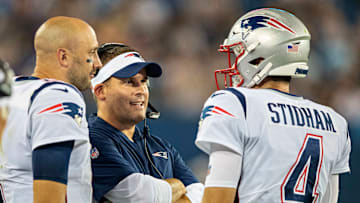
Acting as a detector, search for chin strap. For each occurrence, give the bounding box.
[246,62,273,88]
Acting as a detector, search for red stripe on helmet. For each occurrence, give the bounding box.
[270,18,295,34]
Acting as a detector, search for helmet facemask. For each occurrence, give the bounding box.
[215,42,246,90]
[215,40,263,90]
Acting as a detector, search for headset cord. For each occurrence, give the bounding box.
[143,119,164,179]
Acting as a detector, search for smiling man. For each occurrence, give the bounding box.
[89,43,203,203]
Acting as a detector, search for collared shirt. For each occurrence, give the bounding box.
[89,114,199,201]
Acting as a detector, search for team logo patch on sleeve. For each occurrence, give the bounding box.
[38,102,84,126]
[201,105,235,120]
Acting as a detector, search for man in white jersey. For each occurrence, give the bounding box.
[0,17,102,203]
[195,8,351,203]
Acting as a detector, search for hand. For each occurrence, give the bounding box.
[175,195,191,203]
[165,178,186,202]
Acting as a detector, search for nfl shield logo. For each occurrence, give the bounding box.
[90,147,100,159]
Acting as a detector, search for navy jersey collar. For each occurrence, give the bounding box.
[15,76,40,81]
[89,114,143,141]
[133,127,144,140]
[267,88,302,97]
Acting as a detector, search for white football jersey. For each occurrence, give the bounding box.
[196,87,351,203]
[0,77,92,203]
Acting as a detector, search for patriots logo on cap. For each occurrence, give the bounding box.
[201,105,235,120]
[38,102,84,126]
[125,53,142,58]
[240,16,295,40]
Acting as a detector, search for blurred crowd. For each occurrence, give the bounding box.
[1,0,360,121]
[1,0,359,201]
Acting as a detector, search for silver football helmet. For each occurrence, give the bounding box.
[215,8,311,89]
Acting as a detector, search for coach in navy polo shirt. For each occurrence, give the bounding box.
[89,43,203,203]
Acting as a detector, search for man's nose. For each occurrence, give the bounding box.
[93,54,102,70]
[135,83,148,96]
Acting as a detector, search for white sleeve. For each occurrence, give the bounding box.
[28,84,88,150]
[204,144,242,188]
[322,174,339,203]
[104,173,172,203]
[185,183,204,203]
[332,126,351,174]
[195,90,247,155]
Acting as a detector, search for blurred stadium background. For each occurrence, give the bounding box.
[1,0,358,202]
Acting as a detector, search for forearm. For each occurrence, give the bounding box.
[202,187,236,203]
[33,180,66,203]
[175,195,191,203]
[105,173,172,203]
[168,181,204,203]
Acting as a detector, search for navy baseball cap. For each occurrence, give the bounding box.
[91,52,162,88]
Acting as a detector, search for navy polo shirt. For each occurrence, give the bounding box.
[89,114,199,201]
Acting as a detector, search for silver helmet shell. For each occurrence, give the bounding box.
[216,8,311,89]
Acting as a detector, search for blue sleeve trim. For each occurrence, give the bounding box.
[225,88,247,118]
[32,141,74,184]
[28,81,83,113]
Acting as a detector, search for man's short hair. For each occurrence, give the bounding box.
[97,43,137,65]
[268,76,291,83]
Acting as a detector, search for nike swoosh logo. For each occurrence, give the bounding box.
[232,31,240,35]
[51,88,69,93]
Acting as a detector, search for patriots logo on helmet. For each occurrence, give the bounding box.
[38,102,84,126]
[240,16,295,40]
[200,105,235,120]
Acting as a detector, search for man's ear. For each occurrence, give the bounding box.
[93,84,106,101]
[57,48,71,67]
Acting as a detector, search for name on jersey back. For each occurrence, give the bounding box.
[267,102,336,133]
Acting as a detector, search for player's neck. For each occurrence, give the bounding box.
[33,63,67,83]
[121,128,136,142]
[253,80,290,93]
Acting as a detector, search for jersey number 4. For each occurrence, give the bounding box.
[281,134,323,203]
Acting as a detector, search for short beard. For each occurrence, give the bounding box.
[67,57,91,91]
